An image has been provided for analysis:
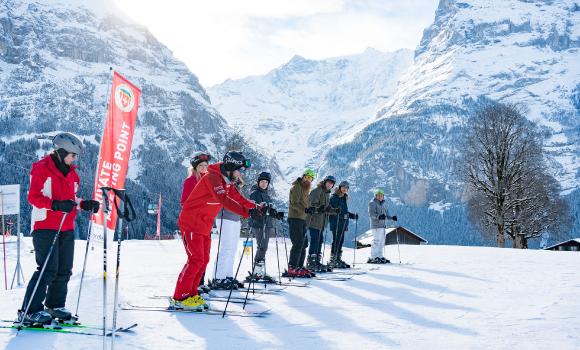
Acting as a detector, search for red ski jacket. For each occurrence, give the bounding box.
[178,163,255,235]
[28,155,82,232]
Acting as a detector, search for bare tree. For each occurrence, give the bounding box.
[463,101,571,248]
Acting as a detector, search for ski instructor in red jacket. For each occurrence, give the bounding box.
[172,151,259,310]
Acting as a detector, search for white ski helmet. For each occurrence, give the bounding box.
[52,132,84,154]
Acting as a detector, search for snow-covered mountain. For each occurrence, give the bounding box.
[207,48,414,182]
[0,0,282,235]
[320,0,580,246]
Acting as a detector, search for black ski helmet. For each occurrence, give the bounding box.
[191,151,212,168]
[338,181,350,189]
[257,171,271,183]
[222,151,251,172]
[52,132,83,154]
[323,175,336,185]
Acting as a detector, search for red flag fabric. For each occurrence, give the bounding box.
[91,71,141,239]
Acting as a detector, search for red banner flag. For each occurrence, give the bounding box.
[91,71,141,240]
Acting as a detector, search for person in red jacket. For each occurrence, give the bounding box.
[19,133,100,325]
[180,151,212,292]
[172,151,259,310]
[180,151,211,205]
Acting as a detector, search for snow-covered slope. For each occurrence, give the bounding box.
[320,0,580,245]
[0,0,282,235]
[207,48,413,181]
[1,237,579,349]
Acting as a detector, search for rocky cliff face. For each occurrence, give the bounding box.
[320,0,579,245]
[0,0,281,236]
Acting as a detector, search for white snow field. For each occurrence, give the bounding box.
[0,235,579,350]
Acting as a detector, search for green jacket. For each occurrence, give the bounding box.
[308,183,331,230]
[288,178,310,220]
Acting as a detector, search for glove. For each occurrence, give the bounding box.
[275,211,285,220]
[267,207,278,216]
[305,207,316,215]
[316,205,326,213]
[80,200,100,213]
[378,214,386,220]
[256,202,266,213]
[51,199,77,213]
[348,212,358,220]
[392,215,398,222]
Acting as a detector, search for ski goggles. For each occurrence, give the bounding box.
[197,154,211,161]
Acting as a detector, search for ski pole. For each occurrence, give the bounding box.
[18,212,68,329]
[396,225,401,264]
[100,188,111,349]
[352,217,358,268]
[110,190,125,350]
[320,213,328,268]
[282,225,289,268]
[249,222,256,295]
[334,212,348,266]
[382,225,386,261]
[74,216,94,319]
[274,223,282,286]
[213,210,225,282]
[223,227,253,318]
[103,188,135,350]
[244,206,271,309]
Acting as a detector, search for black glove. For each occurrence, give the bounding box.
[378,214,386,220]
[267,207,278,216]
[80,200,100,213]
[392,215,398,222]
[276,211,285,220]
[51,199,77,213]
[305,207,316,214]
[348,212,358,220]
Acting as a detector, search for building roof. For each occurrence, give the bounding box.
[544,238,580,250]
[357,226,428,245]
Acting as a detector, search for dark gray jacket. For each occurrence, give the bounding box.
[249,185,273,229]
[368,198,393,229]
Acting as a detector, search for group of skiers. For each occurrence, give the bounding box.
[171,151,398,310]
[16,135,398,322]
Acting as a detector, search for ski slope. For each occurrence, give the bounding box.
[0,236,579,349]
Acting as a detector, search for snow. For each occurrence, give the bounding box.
[428,201,453,214]
[1,236,579,349]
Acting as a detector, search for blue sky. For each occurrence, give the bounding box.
[114,0,440,86]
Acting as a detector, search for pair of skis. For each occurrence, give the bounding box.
[0,319,137,337]
[120,299,270,318]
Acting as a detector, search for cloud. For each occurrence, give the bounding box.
[114,0,439,86]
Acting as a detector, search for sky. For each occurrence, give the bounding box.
[113,0,440,87]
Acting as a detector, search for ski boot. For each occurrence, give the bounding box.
[367,257,382,264]
[379,257,391,264]
[298,267,316,278]
[45,307,72,321]
[336,252,351,268]
[306,254,320,271]
[198,284,211,294]
[210,278,234,290]
[282,267,312,278]
[170,295,208,311]
[17,309,53,326]
[226,277,245,289]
